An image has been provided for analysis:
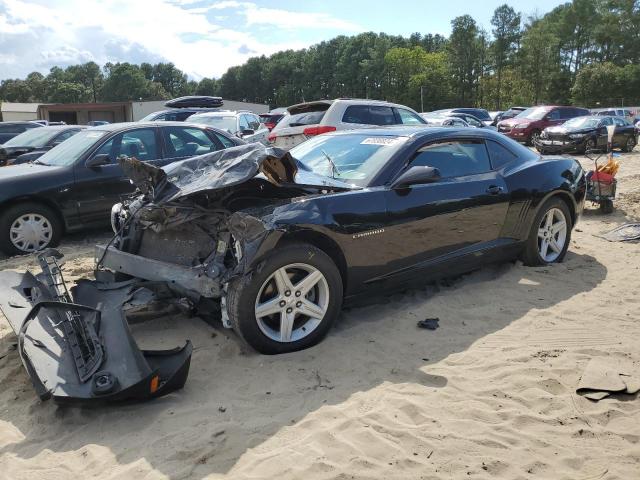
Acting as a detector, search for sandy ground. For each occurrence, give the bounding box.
[1,151,640,480]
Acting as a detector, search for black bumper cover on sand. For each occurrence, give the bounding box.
[0,267,192,405]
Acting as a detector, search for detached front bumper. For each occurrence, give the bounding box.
[0,250,192,404]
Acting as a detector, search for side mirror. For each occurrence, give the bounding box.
[85,154,111,168]
[238,129,254,137]
[392,166,440,188]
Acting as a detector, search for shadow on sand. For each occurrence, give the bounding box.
[0,251,607,478]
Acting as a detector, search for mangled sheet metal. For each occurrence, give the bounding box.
[0,143,351,404]
[0,249,192,404]
[119,142,351,204]
[120,143,298,204]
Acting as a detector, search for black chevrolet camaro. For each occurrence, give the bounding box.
[103,127,585,353]
[536,115,637,154]
[0,127,586,403]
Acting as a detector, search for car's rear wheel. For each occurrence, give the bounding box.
[0,202,62,256]
[227,243,343,354]
[528,130,541,146]
[522,197,572,266]
[622,135,636,153]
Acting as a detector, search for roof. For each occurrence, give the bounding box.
[1,102,40,113]
[325,125,508,142]
[36,125,87,131]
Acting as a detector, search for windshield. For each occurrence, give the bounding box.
[564,117,600,129]
[189,115,237,132]
[139,111,161,122]
[516,107,549,120]
[4,128,57,147]
[289,133,407,187]
[36,130,107,166]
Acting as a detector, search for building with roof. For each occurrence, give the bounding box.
[1,99,269,125]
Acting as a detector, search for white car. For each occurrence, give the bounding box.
[188,111,270,144]
[268,99,426,150]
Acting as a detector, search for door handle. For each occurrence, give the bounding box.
[486,185,503,195]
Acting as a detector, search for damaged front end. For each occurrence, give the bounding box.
[0,249,192,404]
[99,143,349,321]
[0,143,349,404]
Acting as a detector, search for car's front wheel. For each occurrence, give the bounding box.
[0,202,62,256]
[227,243,343,354]
[622,135,636,153]
[522,197,572,266]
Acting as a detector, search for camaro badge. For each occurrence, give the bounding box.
[353,228,385,239]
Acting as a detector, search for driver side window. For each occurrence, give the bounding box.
[92,128,158,163]
[411,140,491,178]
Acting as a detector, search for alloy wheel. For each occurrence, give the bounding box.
[254,263,329,343]
[537,207,567,263]
[626,136,635,151]
[9,213,53,252]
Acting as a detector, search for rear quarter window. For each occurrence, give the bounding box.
[486,140,518,169]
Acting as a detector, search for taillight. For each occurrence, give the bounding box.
[268,132,277,142]
[303,126,337,136]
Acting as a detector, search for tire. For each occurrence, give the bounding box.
[622,135,636,153]
[0,202,62,256]
[528,130,541,146]
[599,198,614,214]
[521,197,573,266]
[227,242,343,354]
[583,137,597,154]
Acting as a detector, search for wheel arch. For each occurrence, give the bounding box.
[0,196,66,233]
[540,190,577,226]
[275,229,348,294]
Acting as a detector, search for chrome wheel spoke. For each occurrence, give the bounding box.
[273,267,293,295]
[551,220,566,235]
[549,238,562,253]
[255,297,282,318]
[293,269,323,296]
[297,299,325,319]
[540,238,550,258]
[280,310,295,342]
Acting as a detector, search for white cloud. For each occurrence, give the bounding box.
[0,0,362,80]
[209,1,361,30]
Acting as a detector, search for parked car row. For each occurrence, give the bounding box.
[0,122,243,255]
[3,94,632,259]
[0,125,86,166]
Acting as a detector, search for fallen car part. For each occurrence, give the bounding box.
[0,249,192,404]
[600,223,640,242]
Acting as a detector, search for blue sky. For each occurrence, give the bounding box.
[0,0,567,81]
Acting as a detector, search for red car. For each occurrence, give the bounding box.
[497,106,590,145]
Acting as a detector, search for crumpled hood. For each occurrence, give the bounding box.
[120,142,353,204]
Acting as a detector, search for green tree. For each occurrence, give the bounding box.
[101,63,168,101]
[448,15,482,105]
[490,4,521,109]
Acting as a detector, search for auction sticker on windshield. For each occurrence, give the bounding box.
[361,137,405,146]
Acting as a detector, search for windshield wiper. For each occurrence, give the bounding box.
[32,159,49,166]
[321,150,340,179]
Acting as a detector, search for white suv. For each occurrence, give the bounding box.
[188,111,270,144]
[268,99,427,150]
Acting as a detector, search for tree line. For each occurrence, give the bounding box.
[2,0,640,112]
